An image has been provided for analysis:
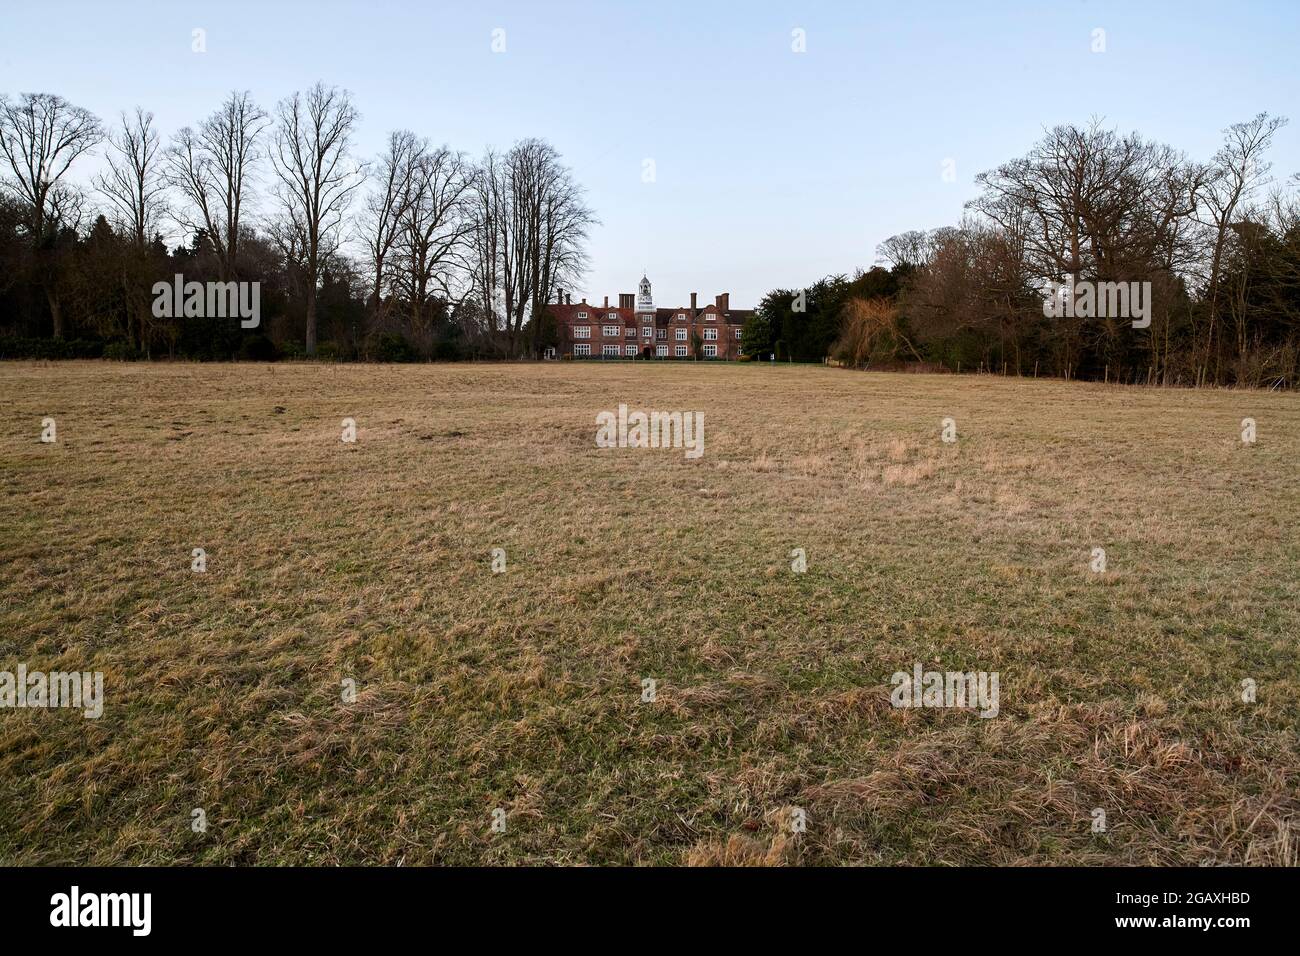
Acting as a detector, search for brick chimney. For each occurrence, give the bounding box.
[715,292,729,313]
[690,292,697,312]
[557,287,565,305]
[603,295,609,308]
[581,296,587,304]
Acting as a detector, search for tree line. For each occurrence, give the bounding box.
[743,115,1299,387]
[0,88,594,360]
[5,92,1296,386]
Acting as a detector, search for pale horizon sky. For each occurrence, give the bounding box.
[2,0,1298,308]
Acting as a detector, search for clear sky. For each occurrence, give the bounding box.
[2,0,1298,309]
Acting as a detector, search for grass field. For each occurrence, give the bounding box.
[1,360,1298,865]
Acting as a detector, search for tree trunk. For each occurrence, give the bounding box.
[47,288,64,339]
[305,285,318,356]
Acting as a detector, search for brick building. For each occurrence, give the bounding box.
[545,275,752,359]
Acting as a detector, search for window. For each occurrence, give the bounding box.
[734,328,742,339]
[625,327,636,338]
[608,312,618,320]
[602,344,619,357]
[703,328,717,341]
[625,344,636,356]
[675,345,687,357]
[577,311,587,319]
[602,325,619,337]
[655,344,668,356]
[677,313,685,320]
[703,344,717,357]
[675,328,687,341]
[574,326,590,338]
[574,343,590,356]
[706,313,715,321]
[642,326,652,338]
[656,329,666,340]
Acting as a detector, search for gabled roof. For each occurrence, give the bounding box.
[557,303,635,323]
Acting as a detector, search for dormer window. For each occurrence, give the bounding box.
[577,311,587,319]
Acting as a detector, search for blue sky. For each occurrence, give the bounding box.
[2,0,1297,308]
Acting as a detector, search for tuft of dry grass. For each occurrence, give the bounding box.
[1,360,1297,865]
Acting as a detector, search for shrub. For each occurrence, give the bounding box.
[373,332,418,363]
[430,339,463,362]
[237,334,278,362]
[0,336,105,359]
[103,341,142,361]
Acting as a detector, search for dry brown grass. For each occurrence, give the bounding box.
[1,360,1297,865]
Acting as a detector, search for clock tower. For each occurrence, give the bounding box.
[636,274,654,313]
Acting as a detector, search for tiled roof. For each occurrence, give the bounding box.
[550,300,751,326]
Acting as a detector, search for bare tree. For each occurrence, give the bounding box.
[271,82,365,355]
[1137,148,1207,380]
[165,91,268,280]
[877,230,937,271]
[1260,181,1300,331]
[92,108,168,352]
[467,139,594,356]
[968,121,1202,378]
[971,122,1160,290]
[358,130,419,326]
[0,92,102,238]
[394,143,475,339]
[902,218,1038,373]
[468,147,508,349]
[95,108,166,247]
[531,150,595,354]
[1192,113,1287,381]
[0,92,102,336]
